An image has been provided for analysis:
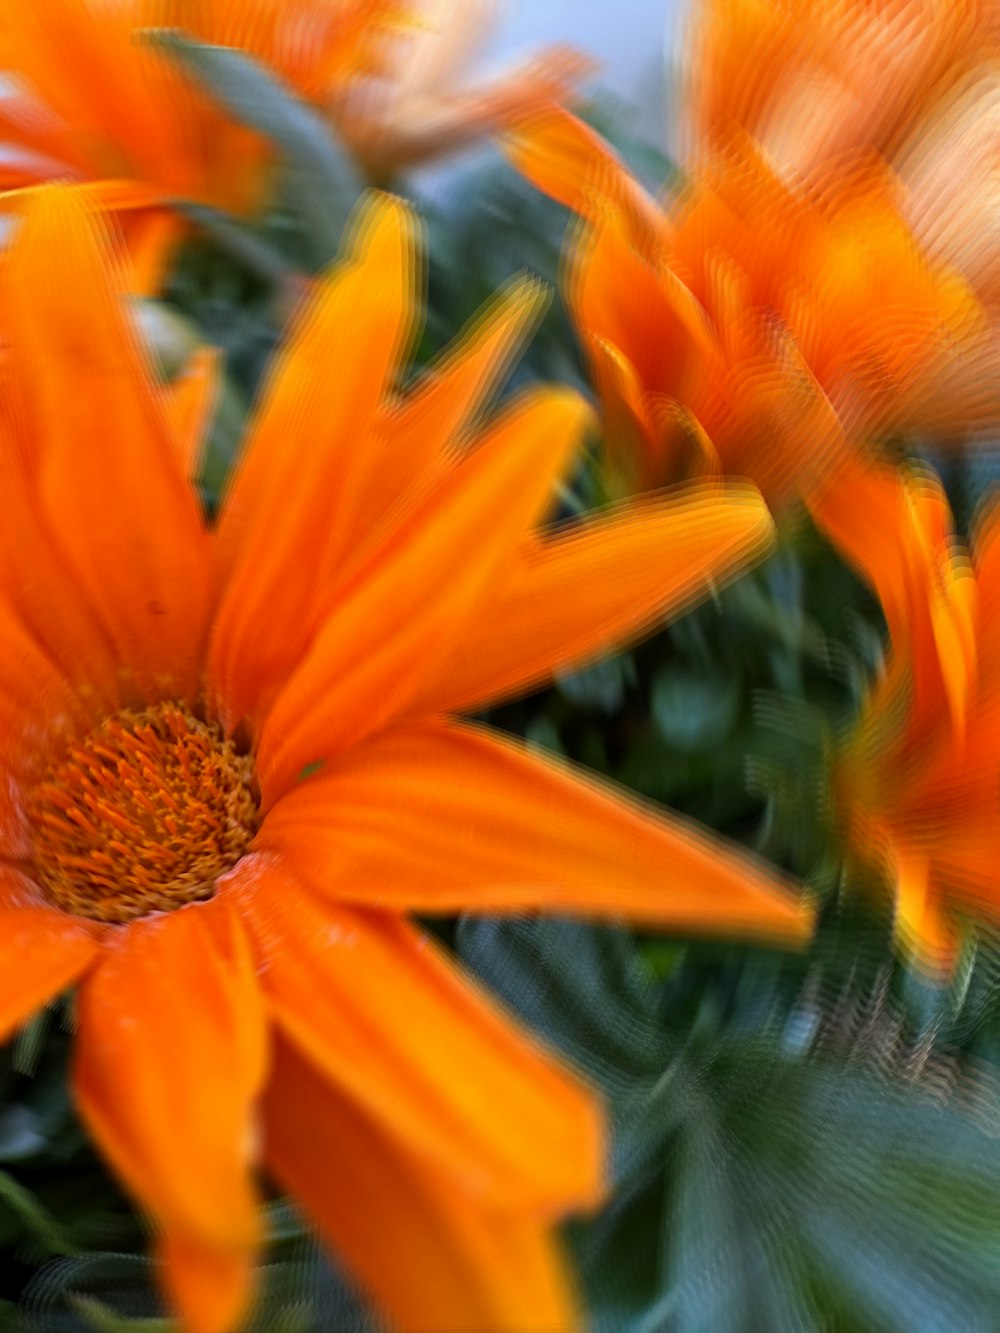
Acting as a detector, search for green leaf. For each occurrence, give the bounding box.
[159,204,297,291]
[0,1171,80,1256]
[72,1298,173,1333]
[147,31,364,265]
[198,374,248,507]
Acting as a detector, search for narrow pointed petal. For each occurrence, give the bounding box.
[506,105,667,257]
[73,898,266,1316]
[264,1038,582,1333]
[0,404,122,710]
[809,456,976,733]
[572,213,714,411]
[120,209,184,297]
[209,195,416,732]
[584,333,667,493]
[411,482,774,715]
[158,1233,255,1333]
[165,347,221,483]
[347,276,546,553]
[0,869,101,1043]
[234,852,604,1215]
[258,719,812,942]
[256,388,592,806]
[5,187,212,703]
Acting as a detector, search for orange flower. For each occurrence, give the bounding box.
[328,0,594,181]
[0,0,589,289]
[510,108,988,508]
[689,0,1000,312]
[829,459,1000,974]
[0,186,809,1333]
[0,0,404,287]
[689,0,994,178]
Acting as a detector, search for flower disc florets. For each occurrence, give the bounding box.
[28,702,258,923]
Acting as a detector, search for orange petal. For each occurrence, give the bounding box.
[809,455,975,734]
[572,214,714,415]
[0,868,101,1043]
[5,186,212,703]
[255,387,592,806]
[158,1232,255,1333]
[0,81,92,176]
[120,209,184,297]
[506,105,667,258]
[234,852,605,1215]
[0,398,121,711]
[257,718,812,941]
[584,333,661,492]
[209,194,417,732]
[411,482,774,715]
[0,1,183,188]
[0,593,103,857]
[165,347,221,483]
[346,275,546,555]
[72,896,267,1322]
[264,1038,582,1333]
[892,846,959,977]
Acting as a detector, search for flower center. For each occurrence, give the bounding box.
[28,702,258,923]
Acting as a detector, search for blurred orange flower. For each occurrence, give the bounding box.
[689,0,994,176]
[0,0,402,285]
[331,0,594,181]
[0,187,809,1332]
[0,0,589,289]
[510,108,989,509]
[829,460,1000,974]
[689,0,1000,315]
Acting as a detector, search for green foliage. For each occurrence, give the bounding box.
[459,917,1000,1331]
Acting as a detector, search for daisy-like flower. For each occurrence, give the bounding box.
[0,0,589,289]
[0,186,809,1333]
[509,108,989,509]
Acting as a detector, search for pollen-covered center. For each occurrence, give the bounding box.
[28,703,259,924]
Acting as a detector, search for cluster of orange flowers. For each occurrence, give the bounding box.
[0,1,994,1330]
[512,0,1000,971]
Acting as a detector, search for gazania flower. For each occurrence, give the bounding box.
[688,0,1000,315]
[509,108,989,509]
[0,0,589,290]
[830,459,1000,973]
[0,186,809,1333]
